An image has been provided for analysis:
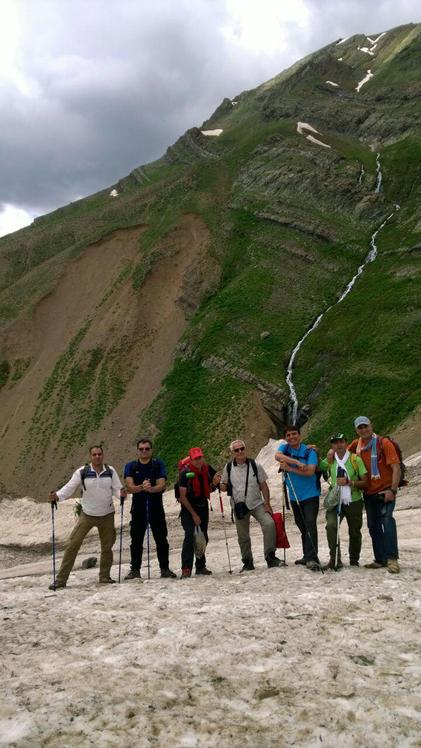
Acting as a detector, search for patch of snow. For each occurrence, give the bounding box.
[109,189,118,197]
[231,100,238,106]
[336,37,349,45]
[358,46,375,56]
[325,81,339,87]
[306,135,331,149]
[201,129,223,137]
[355,69,373,92]
[337,57,343,61]
[296,121,319,135]
[297,122,331,150]
[367,32,386,45]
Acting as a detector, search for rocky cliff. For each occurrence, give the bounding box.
[0,23,420,495]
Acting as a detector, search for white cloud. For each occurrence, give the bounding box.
[0,1,418,221]
[0,204,33,238]
[222,0,310,53]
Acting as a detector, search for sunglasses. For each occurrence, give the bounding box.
[138,447,151,452]
[233,447,245,453]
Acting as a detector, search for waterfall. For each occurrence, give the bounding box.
[375,152,383,193]
[285,203,400,423]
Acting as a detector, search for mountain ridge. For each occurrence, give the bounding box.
[0,22,420,496]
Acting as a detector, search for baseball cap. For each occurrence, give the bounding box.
[189,447,204,460]
[354,416,371,428]
[330,433,346,442]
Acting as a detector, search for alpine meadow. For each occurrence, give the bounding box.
[0,22,420,497]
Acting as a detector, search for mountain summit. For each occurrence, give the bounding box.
[0,23,420,496]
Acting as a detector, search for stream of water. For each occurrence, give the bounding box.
[285,156,399,423]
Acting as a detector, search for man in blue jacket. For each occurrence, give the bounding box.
[275,426,321,570]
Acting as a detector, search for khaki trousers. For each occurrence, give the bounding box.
[56,511,116,584]
[325,500,363,564]
[235,503,276,562]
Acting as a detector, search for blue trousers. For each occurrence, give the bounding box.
[364,493,399,562]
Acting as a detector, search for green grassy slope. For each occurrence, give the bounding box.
[0,23,420,489]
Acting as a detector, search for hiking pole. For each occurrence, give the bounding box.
[281,473,290,566]
[118,493,125,583]
[334,499,341,570]
[50,497,57,590]
[285,473,324,574]
[218,488,232,574]
[146,495,151,580]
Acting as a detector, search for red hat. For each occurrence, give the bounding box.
[189,447,204,460]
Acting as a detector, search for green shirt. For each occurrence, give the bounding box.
[320,455,367,502]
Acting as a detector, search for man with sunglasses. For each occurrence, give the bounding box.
[221,440,281,571]
[124,438,176,579]
[349,417,401,574]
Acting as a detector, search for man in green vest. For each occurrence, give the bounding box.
[320,434,368,570]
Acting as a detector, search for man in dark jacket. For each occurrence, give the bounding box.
[124,438,176,579]
[178,447,221,578]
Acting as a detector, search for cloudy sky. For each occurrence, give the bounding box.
[0,0,419,237]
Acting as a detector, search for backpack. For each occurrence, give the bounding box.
[225,458,258,497]
[350,436,407,487]
[174,457,204,501]
[379,436,407,487]
[80,463,113,492]
[174,456,189,500]
[283,445,324,490]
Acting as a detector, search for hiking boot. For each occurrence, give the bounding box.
[322,559,343,571]
[124,569,141,580]
[181,568,192,579]
[196,567,212,575]
[99,577,116,584]
[294,557,306,566]
[306,560,321,572]
[240,559,255,573]
[49,581,66,590]
[387,559,400,574]
[266,552,282,568]
[364,561,386,569]
[161,568,177,579]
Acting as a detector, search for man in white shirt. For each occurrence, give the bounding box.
[48,445,124,589]
[220,439,281,571]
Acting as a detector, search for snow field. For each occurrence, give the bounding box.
[1,456,420,747]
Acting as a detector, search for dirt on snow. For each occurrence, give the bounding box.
[0,442,420,747]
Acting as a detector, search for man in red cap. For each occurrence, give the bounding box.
[178,448,221,578]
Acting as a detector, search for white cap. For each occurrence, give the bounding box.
[354,416,370,428]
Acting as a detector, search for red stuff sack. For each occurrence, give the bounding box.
[272,512,290,549]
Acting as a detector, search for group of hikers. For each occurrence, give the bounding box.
[48,415,403,589]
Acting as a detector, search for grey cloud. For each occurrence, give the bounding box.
[1,0,419,218]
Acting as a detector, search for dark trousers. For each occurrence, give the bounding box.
[130,500,170,571]
[325,500,363,564]
[364,493,399,562]
[180,503,209,571]
[292,497,319,562]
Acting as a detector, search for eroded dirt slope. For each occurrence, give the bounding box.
[0,215,212,496]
